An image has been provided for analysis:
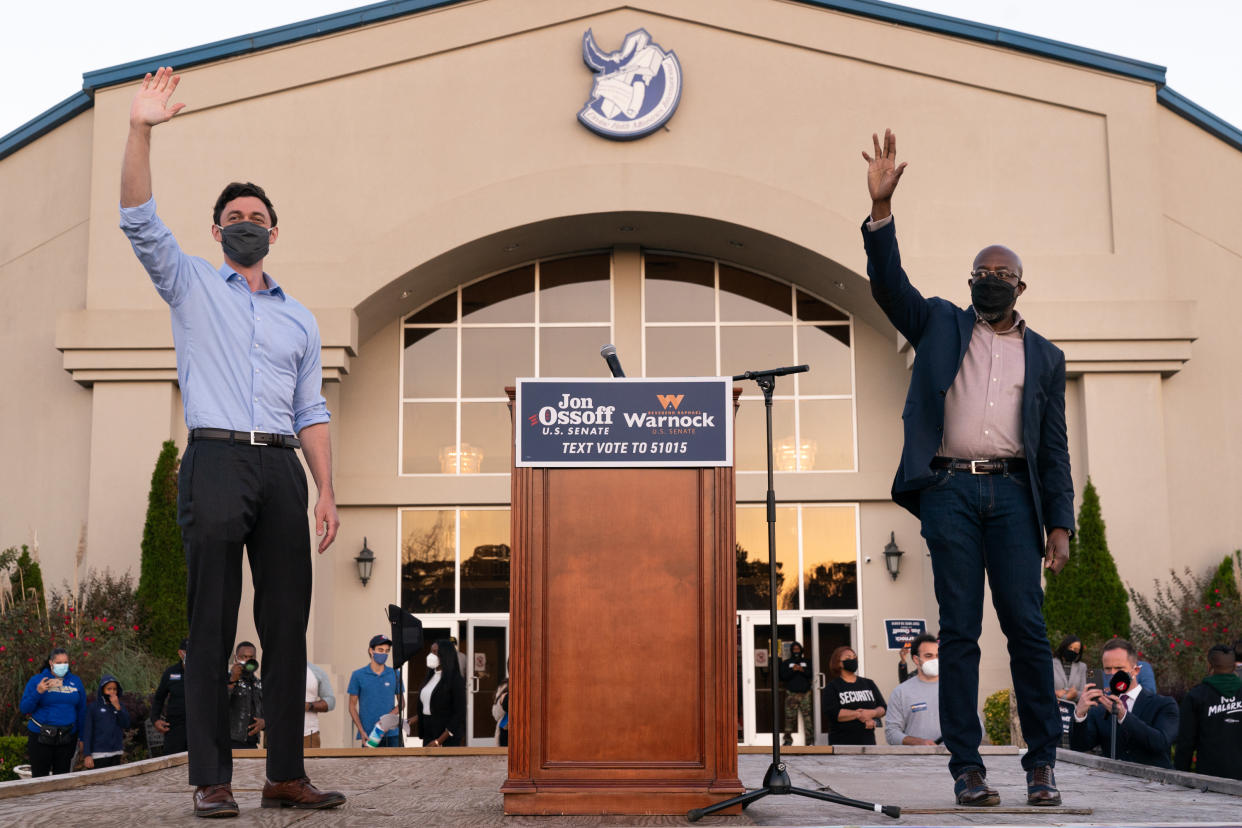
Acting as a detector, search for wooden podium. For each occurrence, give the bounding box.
[502,387,744,815]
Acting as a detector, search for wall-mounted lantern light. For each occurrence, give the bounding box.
[355,537,376,587]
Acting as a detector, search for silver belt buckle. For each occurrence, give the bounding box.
[250,430,262,446]
[970,459,988,475]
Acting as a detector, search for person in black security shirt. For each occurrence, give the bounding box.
[152,639,189,755]
[1175,645,1242,779]
[823,645,886,745]
[1070,638,1178,768]
[779,641,815,746]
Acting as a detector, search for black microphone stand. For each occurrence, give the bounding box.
[687,364,899,822]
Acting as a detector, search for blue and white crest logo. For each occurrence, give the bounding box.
[578,28,682,140]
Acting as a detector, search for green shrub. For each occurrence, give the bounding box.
[5,545,44,606]
[1205,552,1241,603]
[136,440,187,661]
[983,689,1010,746]
[1043,479,1130,652]
[0,734,27,781]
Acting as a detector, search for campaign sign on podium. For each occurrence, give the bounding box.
[515,377,732,467]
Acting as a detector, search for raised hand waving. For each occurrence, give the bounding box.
[861,128,907,220]
[130,66,186,129]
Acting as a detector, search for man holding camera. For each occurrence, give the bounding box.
[228,642,265,750]
[1070,638,1178,768]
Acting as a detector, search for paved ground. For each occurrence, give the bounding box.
[1,753,1239,827]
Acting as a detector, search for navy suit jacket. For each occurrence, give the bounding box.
[1069,689,1179,768]
[862,218,1075,541]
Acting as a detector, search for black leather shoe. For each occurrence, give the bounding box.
[1027,764,1062,806]
[261,776,346,810]
[953,769,1000,806]
[193,784,239,818]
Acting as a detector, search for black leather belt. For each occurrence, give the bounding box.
[931,456,1027,475]
[189,428,300,449]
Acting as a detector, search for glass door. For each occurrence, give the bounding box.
[737,614,797,746]
[810,615,856,744]
[465,619,509,746]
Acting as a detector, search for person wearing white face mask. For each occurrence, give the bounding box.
[415,639,467,748]
[885,634,942,746]
[347,635,403,747]
[20,648,87,777]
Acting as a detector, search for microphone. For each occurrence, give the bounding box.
[1108,669,1132,695]
[731,364,809,381]
[600,344,626,378]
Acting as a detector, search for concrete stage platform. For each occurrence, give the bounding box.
[0,748,1239,827]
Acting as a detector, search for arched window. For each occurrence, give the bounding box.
[643,254,855,472]
[399,250,856,475]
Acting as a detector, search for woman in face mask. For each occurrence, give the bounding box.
[19,648,88,777]
[823,645,887,746]
[1052,635,1086,702]
[418,639,467,748]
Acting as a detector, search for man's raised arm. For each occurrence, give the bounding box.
[121,66,185,207]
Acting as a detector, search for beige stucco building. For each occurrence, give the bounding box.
[2,0,1239,748]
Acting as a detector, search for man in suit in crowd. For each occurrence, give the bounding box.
[860,129,1075,807]
[1071,638,1178,768]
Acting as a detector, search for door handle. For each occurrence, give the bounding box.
[471,675,481,694]
[816,672,827,690]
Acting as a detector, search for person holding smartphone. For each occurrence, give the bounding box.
[1070,638,1177,768]
[19,648,87,777]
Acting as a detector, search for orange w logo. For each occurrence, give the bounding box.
[656,394,684,410]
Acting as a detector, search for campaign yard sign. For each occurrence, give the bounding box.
[884,618,927,651]
[516,378,732,467]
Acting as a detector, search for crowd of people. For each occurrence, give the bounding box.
[777,632,1242,781]
[16,629,513,780]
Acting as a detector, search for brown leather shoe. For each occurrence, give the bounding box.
[261,776,346,810]
[193,784,239,818]
[1027,764,1062,806]
[953,769,1000,806]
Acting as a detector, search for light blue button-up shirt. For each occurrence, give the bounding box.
[119,198,330,435]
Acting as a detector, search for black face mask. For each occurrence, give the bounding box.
[970,276,1017,322]
[1062,650,1079,663]
[791,650,802,659]
[841,658,859,673]
[217,221,271,267]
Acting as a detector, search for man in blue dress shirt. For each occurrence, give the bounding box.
[120,66,343,817]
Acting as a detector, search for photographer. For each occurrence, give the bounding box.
[1069,638,1177,768]
[19,648,87,777]
[228,642,265,749]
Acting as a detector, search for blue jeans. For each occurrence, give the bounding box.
[919,468,1061,778]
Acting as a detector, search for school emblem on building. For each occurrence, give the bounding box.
[578,28,682,140]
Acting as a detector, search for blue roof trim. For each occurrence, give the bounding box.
[795,0,1167,82]
[80,0,460,90]
[0,91,94,160]
[1157,87,1242,153]
[1,0,1238,162]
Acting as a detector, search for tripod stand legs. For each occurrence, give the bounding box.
[686,761,900,822]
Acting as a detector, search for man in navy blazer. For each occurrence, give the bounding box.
[1070,638,1178,768]
[860,130,1075,807]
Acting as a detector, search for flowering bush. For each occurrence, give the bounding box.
[1130,559,1242,702]
[0,566,165,738]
